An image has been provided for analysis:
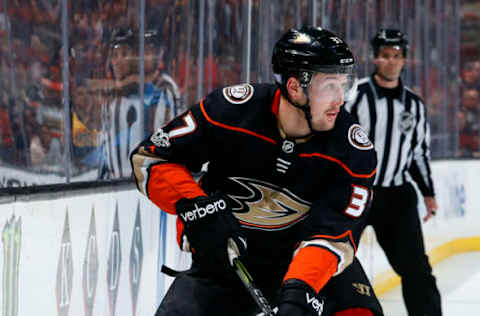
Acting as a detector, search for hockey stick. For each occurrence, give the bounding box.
[227,238,276,316]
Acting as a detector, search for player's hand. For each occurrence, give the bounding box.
[423,196,438,222]
[175,194,247,271]
[277,279,329,316]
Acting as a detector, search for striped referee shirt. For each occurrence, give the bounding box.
[344,75,435,196]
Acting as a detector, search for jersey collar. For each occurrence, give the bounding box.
[371,73,404,100]
[271,88,281,116]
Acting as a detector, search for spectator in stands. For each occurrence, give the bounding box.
[146,0,173,36]
[0,89,15,164]
[458,88,480,157]
[143,28,181,133]
[461,60,480,90]
[29,121,63,168]
[9,96,31,167]
[71,78,100,170]
[461,88,480,131]
[458,109,480,157]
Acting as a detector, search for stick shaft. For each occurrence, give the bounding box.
[231,257,275,316]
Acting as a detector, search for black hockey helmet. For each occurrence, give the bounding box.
[144,29,162,47]
[108,27,137,80]
[272,26,355,103]
[272,26,355,86]
[144,29,165,71]
[110,27,136,50]
[272,26,356,133]
[371,29,408,57]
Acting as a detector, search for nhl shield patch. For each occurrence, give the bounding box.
[399,111,415,134]
[222,84,254,104]
[348,124,373,150]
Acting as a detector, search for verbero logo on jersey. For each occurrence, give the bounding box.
[180,199,227,222]
[306,292,324,316]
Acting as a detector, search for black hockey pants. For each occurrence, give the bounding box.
[155,257,383,316]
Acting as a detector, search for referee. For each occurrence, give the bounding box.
[345,29,442,316]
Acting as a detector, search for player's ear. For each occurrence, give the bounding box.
[286,76,302,99]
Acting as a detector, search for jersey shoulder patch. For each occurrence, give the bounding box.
[348,124,373,150]
[222,83,254,104]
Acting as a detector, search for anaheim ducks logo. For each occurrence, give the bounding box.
[227,177,311,230]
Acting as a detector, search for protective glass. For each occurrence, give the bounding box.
[308,72,357,104]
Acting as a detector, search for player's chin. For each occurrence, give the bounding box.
[385,72,401,81]
[312,118,336,132]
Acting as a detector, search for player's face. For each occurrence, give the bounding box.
[144,44,157,74]
[373,46,406,82]
[308,73,351,131]
[111,45,135,80]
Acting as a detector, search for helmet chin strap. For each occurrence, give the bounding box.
[284,86,315,136]
[278,71,317,137]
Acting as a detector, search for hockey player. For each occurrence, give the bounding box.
[131,26,383,316]
[143,29,182,135]
[99,28,181,179]
[344,29,442,316]
[99,27,143,179]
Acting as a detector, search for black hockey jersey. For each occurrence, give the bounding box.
[131,83,377,292]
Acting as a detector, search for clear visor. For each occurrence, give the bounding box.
[308,72,357,104]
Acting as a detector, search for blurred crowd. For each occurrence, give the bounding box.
[458,60,480,157]
[0,0,478,182]
[0,0,254,178]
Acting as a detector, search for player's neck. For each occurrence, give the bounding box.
[374,73,400,89]
[278,96,311,138]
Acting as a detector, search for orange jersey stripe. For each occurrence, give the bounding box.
[284,246,339,293]
[147,163,207,214]
[270,89,282,115]
[200,100,277,144]
[300,153,377,179]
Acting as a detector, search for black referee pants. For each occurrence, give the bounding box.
[368,183,442,316]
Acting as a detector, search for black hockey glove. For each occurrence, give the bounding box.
[277,279,330,316]
[175,194,247,272]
